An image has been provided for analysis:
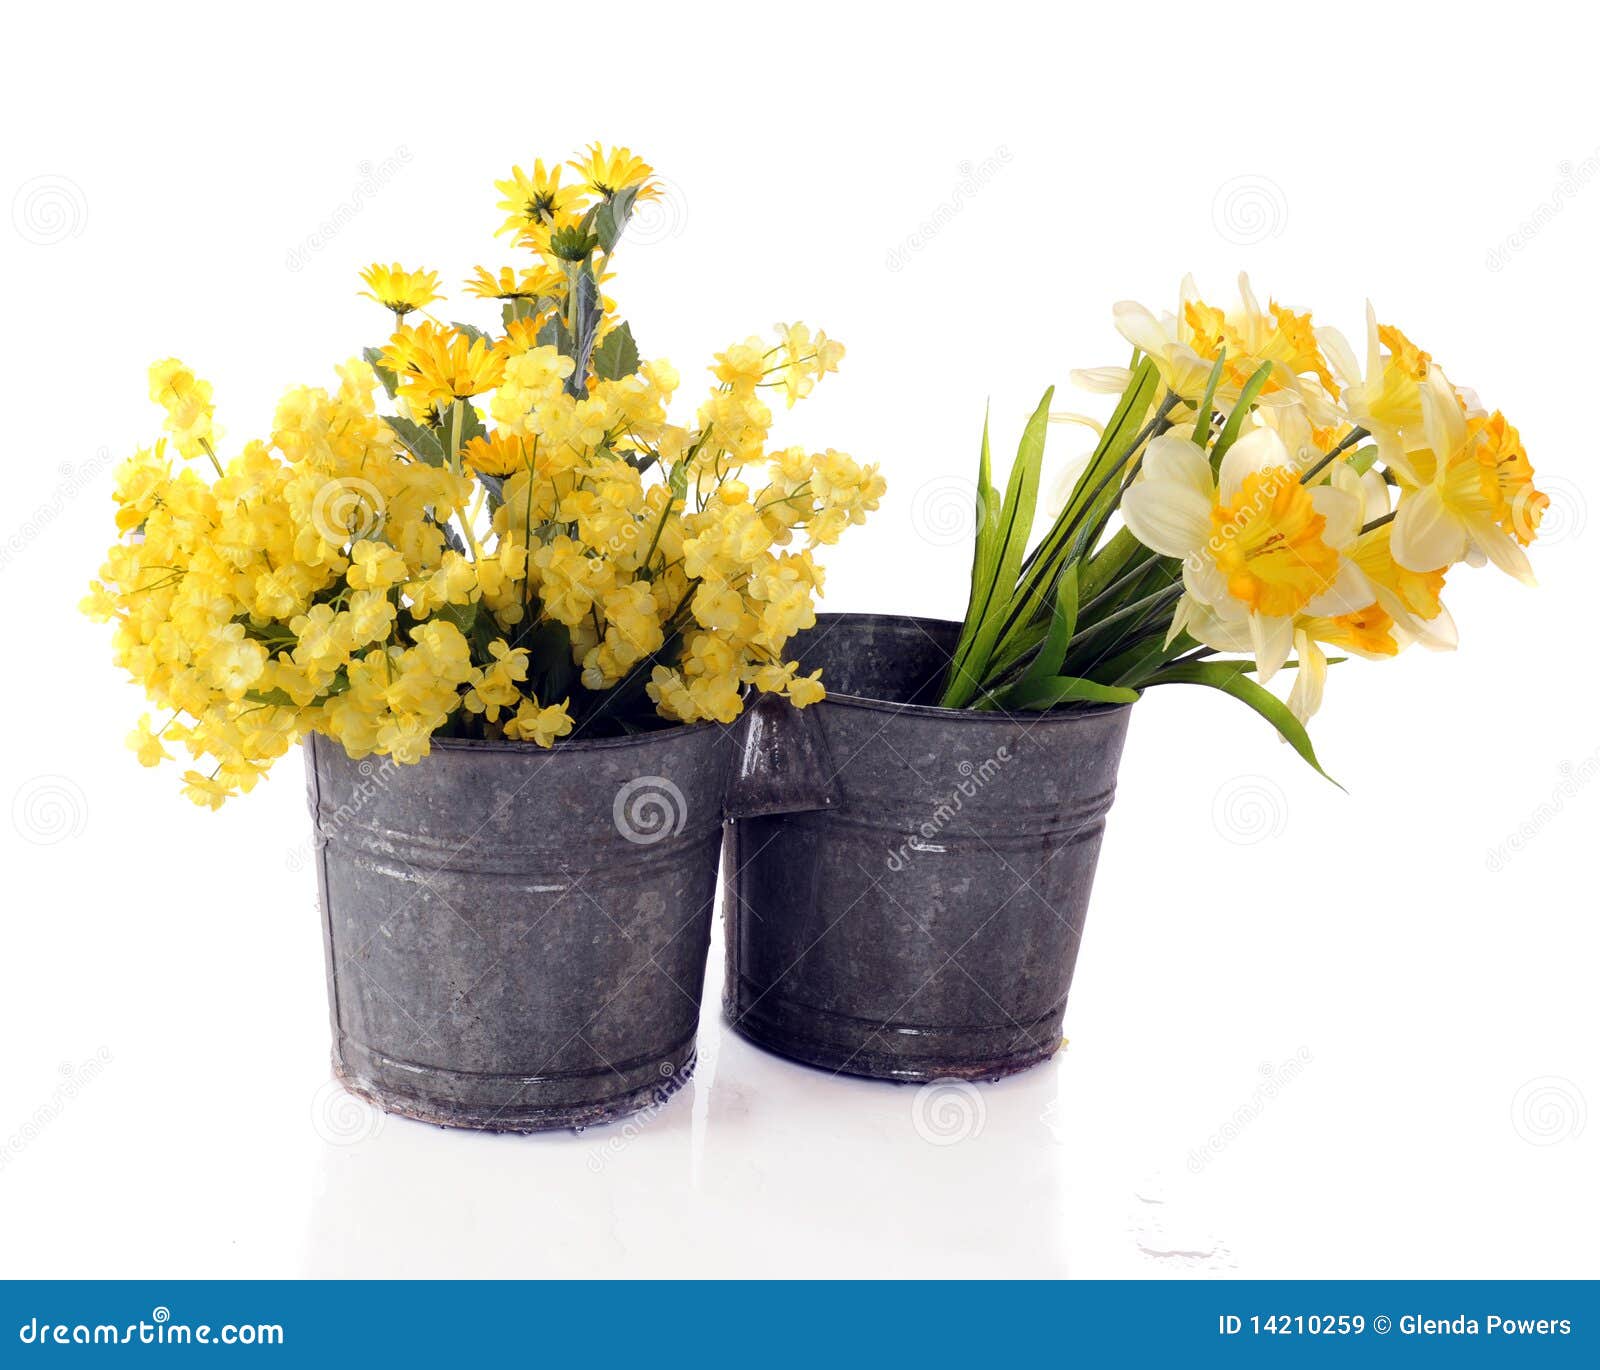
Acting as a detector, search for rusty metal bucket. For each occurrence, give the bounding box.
[307,723,731,1131]
[723,612,1133,1083]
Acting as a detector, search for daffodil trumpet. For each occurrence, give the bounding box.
[84,146,884,807]
[939,274,1546,779]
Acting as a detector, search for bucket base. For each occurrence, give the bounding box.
[330,1037,697,1133]
[724,993,1061,1084]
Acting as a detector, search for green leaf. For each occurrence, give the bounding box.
[437,600,478,639]
[503,298,538,327]
[566,269,602,395]
[940,388,1053,708]
[450,322,494,347]
[476,472,505,512]
[1348,444,1380,476]
[1144,659,1342,787]
[362,347,400,400]
[1076,526,1146,604]
[1003,674,1139,710]
[593,184,641,253]
[948,407,999,672]
[243,687,299,707]
[386,416,445,467]
[592,321,640,380]
[1002,564,1080,706]
[1052,359,1160,539]
[1210,361,1273,468]
[436,400,485,461]
[1102,629,1194,687]
[524,619,575,701]
[1191,352,1226,448]
[1001,361,1160,653]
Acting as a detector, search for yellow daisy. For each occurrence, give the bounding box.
[359,263,443,316]
[464,264,565,301]
[463,431,536,478]
[380,322,506,417]
[567,143,659,201]
[493,160,579,239]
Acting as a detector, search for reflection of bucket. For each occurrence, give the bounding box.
[307,725,729,1130]
[724,613,1133,1082]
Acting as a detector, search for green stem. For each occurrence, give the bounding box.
[1299,427,1369,484]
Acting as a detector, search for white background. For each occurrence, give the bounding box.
[1,0,1594,1278]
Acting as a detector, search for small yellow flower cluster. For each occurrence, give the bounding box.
[85,147,883,805]
[484,320,880,725]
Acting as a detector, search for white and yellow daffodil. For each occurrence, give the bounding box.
[1074,275,1341,425]
[1121,427,1374,682]
[1317,307,1433,479]
[1333,459,1457,652]
[1388,372,1543,585]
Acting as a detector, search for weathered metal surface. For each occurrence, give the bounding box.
[308,724,731,1131]
[723,613,1133,1083]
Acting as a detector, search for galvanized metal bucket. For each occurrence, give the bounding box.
[723,612,1133,1083]
[306,724,730,1131]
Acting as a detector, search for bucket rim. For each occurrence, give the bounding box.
[801,610,1139,725]
[309,717,726,761]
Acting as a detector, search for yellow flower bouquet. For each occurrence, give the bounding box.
[82,145,884,807]
[937,274,1546,774]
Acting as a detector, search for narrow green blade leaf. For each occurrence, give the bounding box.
[941,388,1053,707]
[1005,673,1139,710]
[1005,564,1079,703]
[949,407,999,685]
[1191,352,1226,448]
[1145,659,1342,787]
[1210,361,1273,468]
